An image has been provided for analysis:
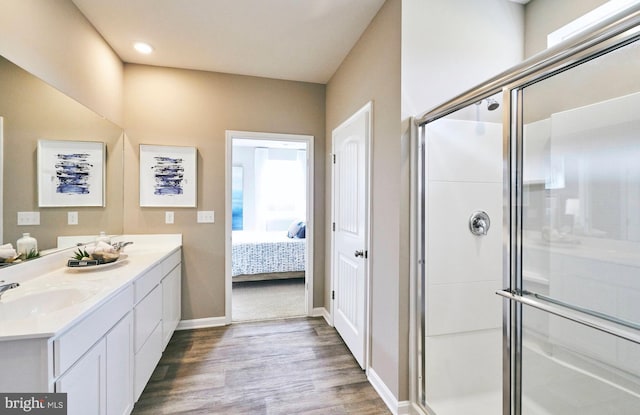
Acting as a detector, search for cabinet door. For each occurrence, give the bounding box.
[106,313,133,415]
[162,265,182,349]
[55,339,106,415]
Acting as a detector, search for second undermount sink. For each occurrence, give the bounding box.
[0,287,98,321]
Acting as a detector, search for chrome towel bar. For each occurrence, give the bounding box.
[496,289,640,345]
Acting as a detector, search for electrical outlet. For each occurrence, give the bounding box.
[197,211,215,223]
[165,211,174,224]
[68,211,78,225]
[17,211,40,226]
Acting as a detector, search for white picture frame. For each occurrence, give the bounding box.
[37,139,105,207]
[139,144,197,207]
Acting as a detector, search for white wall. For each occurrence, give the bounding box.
[401,0,524,120]
[0,0,123,125]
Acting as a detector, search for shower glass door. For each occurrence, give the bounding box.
[418,93,504,415]
[508,30,640,414]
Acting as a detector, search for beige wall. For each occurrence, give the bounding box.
[0,0,123,125]
[0,56,124,251]
[326,0,403,400]
[123,64,326,320]
[524,0,608,59]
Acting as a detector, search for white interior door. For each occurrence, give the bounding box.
[332,102,370,369]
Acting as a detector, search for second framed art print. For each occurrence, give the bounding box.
[139,144,197,207]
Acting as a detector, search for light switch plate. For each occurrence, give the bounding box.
[197,211,215,223]
[17,211,40,226]
[165,211,174,224]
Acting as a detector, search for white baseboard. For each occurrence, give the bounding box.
[368,368,402,414]
[311,307,332,326]
[397,401,413,415]
[176,316,227,330]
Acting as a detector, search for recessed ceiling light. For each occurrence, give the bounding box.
[133,42,154,54]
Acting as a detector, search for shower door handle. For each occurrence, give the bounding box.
[496,289,640,345]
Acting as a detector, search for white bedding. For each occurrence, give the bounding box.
[232,231,305,277]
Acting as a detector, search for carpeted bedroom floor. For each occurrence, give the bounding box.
[232,278,305,322]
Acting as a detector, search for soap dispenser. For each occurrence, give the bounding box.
[17,233,38,256]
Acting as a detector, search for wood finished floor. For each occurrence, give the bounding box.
[131,317,390,415]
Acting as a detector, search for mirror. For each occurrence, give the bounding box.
[0,55,124,256]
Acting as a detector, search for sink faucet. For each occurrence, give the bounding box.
[112,241,133,252]
[0,280,20,300]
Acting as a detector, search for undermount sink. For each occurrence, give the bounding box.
[0,287,98,321]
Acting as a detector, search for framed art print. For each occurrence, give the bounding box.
[139,144,197,207]
[37,139,105,207]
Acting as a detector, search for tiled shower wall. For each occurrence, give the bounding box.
[424,119,503,405]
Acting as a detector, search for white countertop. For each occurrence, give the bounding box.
[0,234,181,341]
[523,231,640,269]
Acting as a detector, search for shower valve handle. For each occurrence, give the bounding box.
[469,211,491,236]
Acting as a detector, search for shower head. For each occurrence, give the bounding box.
[475,98,500,111]
[486,98,499,111]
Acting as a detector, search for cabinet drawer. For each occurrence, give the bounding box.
[162,250,181,275]
[134,322,162,401]
[134,285,162,353]
[134,263,163,304]
[54,285,133,377]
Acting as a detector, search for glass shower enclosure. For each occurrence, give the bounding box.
[415,5,640,415]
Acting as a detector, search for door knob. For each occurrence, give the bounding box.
[354,250,364,258]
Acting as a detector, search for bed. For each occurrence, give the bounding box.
[232,231,306,281]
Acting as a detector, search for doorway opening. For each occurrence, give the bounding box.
[225,131,314,323]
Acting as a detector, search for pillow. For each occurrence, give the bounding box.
[287,221,306,239]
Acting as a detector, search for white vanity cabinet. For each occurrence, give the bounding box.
[54,285,134,415]
[132,249,182,400]
[0,242,181,415]
[55,312,133,415]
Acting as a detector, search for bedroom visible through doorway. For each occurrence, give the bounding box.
[225,131,314,323]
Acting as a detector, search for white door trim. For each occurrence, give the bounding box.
[330,101,373,371]
[225,130,315,324]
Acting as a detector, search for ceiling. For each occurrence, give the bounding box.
[72,0,386,84]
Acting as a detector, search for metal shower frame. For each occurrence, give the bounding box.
[412,4,640,414]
